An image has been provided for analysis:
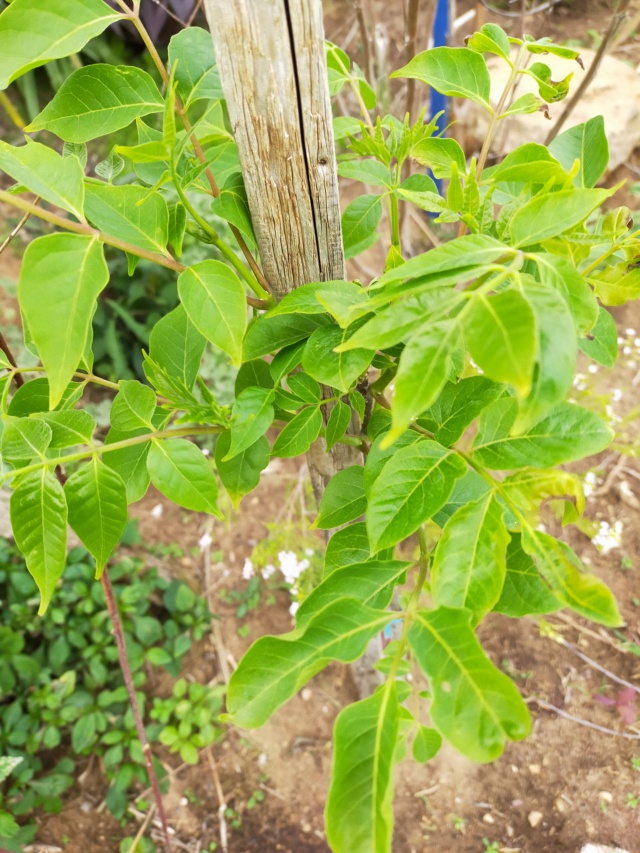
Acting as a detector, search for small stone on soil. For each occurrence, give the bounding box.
[528,810,543,828]
[528,764,541,775]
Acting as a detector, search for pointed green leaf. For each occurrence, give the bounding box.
[523,62,572,103]
[325,522,389,574]
[409,607,531,761]
[501,468,584,518]
[578,306,617,368]
[364,432,422,496]
[412,726,442,764]
[432,493,510,624]
[510,188,612,247]
[0,139,85,220]
[32,410,95,449]
[226,597,393,728]
[342,194,382,258]
[147,438,221,516]
[338,158,392,187]
[110,380,156,432]
[463,289,536,397]
[214,431,270,508]
[530,253,598,336]
[465,23,511,61]
[27,65,164,142]
[302,324,373,394]
[499,92,544,118]
[315,465,366,530]
[103,428,150,504]
[178,260,246,367]
[65,458,128,576]
[168,26,222,111]
[393,47,491,110]
[491,143,568,185]
[419,376,504,447]
[367,441,467,551]
[493,534,562,617]
[271,406,322,458]
[521,528,621,626]
[326,401,352,451]
[149,305,206,390]
[0,0,121,90]
[326,684,401,853]
[244,314,330,360]
[287,373,321,404]
[84,182,169,255]
[549,116,608,189]
[225,387,275,460]
[410,137,466,180]
[210,172,255,246]
[18,234,109,408]
[10,470,67,614]
[1,416,51,462]
[473,398,613,469]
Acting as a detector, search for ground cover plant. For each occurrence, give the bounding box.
[0,0,638,850]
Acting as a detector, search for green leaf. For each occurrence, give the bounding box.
[391,320,462,437]
[236,359,273,395]
[18,234,109,408]
[326,401,352,451]
[525,37,582,62]
[27,65,164,142]
[225,597,393,727]
[302,325,373,394]
[473,398,613,469]
[325,522,386,573]
[110,380,156,432]
[409,607,531,761]
[65,458,128,576]
[267,280,365,320]
[393,47,491,111]
[523,62,572,103]
[589,263,640,307]
[0,0,121,90]
[103,428,150,504]
[463,289,536,396]
[410,137,466,180]
[521,528,621,626]
[178,260,247,367]
[499,92,545,118]
[296,560,407,628]
[549,116,609,189]
[168,26,222,111]
[315,466,366,530]
[147,439,221,516]
[367,441,467,551]
[1,416,51,462]
[84,182,169,255]
[326,684,400,853]
[338,159,392,188]
[149,304,206,390]
[412,726,442,764]
[364,432,421,496]
[225,387,275,460]
[243,314,330,360]
[215,431,270,508]
[210,172,255,246]
[433,470,491,527]
[431,493,510,624]
[0,139,85,219]
[72,714,97,753]
[167,202,187,257]
[10,469,67,614]
[271,406,322,458]
[287,372,321,404]
[420,376,504,446]
[32,410,95,449]
[491,143,568,185]
[578,306,617,368]
[342,194,383,258]
[530,253,598,336]
[95,148,124,182]
[510,188,612,247]
[493,534,562,618]
[501,468,584,518]
[465,23,511,61]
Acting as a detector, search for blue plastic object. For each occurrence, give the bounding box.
[430,0,449,194]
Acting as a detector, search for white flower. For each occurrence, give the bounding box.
[150,503,163,518]
[588,364,599,374]
[593,520,623,554]
[612,388,623,403]
[198,532,213,551]
[278,551,310,584]
[258,753,267,767]
[618,337,625,345]
[289,601,299,616]
[635,338,640,348]
[626,328,636,336]
[304,548,315,557]
[261,564,275,580]
[242,558,254,580]
[624,346,632,356]
[201,447,210,456]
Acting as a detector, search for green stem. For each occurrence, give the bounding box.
[10,366,120,392]
[477,45,527,177]
[332,51,375,132]
[389,191,401,252]
[0,90,26,130]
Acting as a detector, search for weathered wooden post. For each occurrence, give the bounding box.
[202,0,362,499]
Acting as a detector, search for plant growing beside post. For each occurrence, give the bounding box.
[0,0,637,849]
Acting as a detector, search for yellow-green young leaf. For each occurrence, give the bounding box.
[521,528,621,626]
[147,438,221,517]
[0,0,121,90]
[431,493,510,624]
[589,263,640,307]
[302,324,373,394]
[463,289,536,397]
[326,683,401,853]
[103,428,151,504]
[214,431,270,508]
[338,159,392,187]
[10,469,67,614]
[490,144,569,185]
[367,441,467,551]
[410,137,466,180]
[32,410,95,449]
[501,468,585,519]
[523,62,572,103]
[473,398,613,470]
[529,253,598,336]
[110,380,156,432]
[1,416,52,463]
[84,182,170,256]
[419,376,504,447]
[178,260,247,367]
[342,194,382,258]
[225,597,394,728]
[27,65,164,143]
[391,320,462,438]
[225,387,275,461]
[465,23,511,61]
[408,607,531,762]
[549,116,609,189]
[168,26,223,111]
[393,47,491,111]
[65,458,128,577]
[499,93,545,118]
[315,466,366,530]
[148,305,206,390]
[578,306,617,368]
[412,726,442,764]
[493,534,562,618]
[295,560,408,628]
[326,401,352,451]
[509,187,613,248]
[0,139,85,220]
[18,234,109,408]
[271,406,322,458]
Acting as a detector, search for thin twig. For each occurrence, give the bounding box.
[544,0,632,145]
[126,804,156,853]
[560,638,640,695]
[528,696,640,739]
[101,570,173,853]
[206,748,228,853]
[0,197,38,257]
[403,0,422,124]
[0,333,24,388]
[202,518,230,684]
[185,0,203,27]
[409,207,441,246]
[352,1,374,89]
